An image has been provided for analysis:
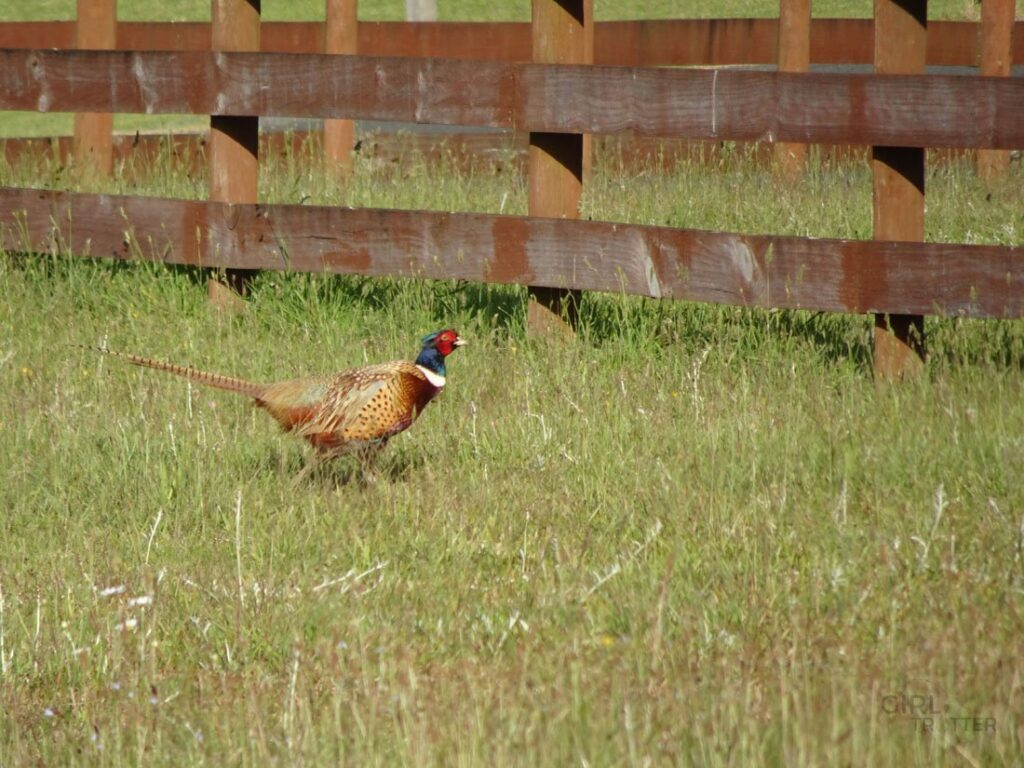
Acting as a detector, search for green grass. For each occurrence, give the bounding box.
[1,137,1023,765]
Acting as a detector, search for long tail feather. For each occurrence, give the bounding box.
[85,347,267,399]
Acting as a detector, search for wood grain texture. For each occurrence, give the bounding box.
[527,0,593,333]
[1,188,1021,319]
[324,0,358,174]
[209,0,260,296]
[978,0,1016,179]
[2,20,1022,66]
[0,50,518,130]
[776,0,811,175]
[514,65,1024,149]
[1,50,1021,149]
[73,0,115,176]
[209,0,260,207]
[872,0,927,378]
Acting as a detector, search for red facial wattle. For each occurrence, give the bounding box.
[434,331,462,357]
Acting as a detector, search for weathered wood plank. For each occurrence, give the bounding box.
[209,0,260,300]
[1,49,1022,149]
[323,0,357,174]
[0,50,520,130]
[2,20,1022,66]
[209,0,260,208]
[872,0,927,378]
[72,0,115,177]
[359,22,531,61]
[0,22,74,49]
[776,0,811,176]
[978,0,1016,179]
[1,188,1021,319]
[515,65,1024,148]
[527,0,592,335]
[119,21,210,50]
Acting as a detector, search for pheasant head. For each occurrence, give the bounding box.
[415,329,466,387]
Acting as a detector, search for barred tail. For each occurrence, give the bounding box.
[88,347,266,399]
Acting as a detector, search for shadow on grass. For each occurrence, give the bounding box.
[10,248,1023,374]
[253,447,427,489]
[5,247,215,292]
[576,292,878,372]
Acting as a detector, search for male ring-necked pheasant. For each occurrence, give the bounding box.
[92,329,465,476]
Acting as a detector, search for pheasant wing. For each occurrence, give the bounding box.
[258,362,432,454]
[293,369,390,442]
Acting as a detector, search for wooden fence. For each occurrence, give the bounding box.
[0,0,1021,377]
[4,49,1021,146]
[4,189,1020,319]
[1,18,1022,67]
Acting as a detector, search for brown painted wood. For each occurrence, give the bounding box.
[872,0,927,379]
[73,0,115,177]
[359,21,530,61]
[2,19,1024,66]
[776,0,811,177]
[210,1,259,205]
[260,21,323,52]
[3,50,1022,149]
[528,0,592,334]
[0,22,74,49]
[119,22,211,50]
[210,0,260,298]
[512,65,1024,149]
[978,0,1016,179]
[324,0,358,176]
[0,50,518,134]
[2,188,1022,318]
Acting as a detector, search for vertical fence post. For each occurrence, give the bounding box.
[775,0,811,176]
[324,0,357,176]
[73,0,115,177]
[872,0,927,379]
[527,0,593,337]
[978,0,1016,180]
[209,0,260,302]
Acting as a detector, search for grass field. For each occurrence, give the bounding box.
[2,1,1023,763]
[1,132,1023,765]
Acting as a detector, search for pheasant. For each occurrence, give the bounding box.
[91,329,465,477]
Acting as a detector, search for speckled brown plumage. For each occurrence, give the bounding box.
[90,330,465,462]
[258,362,443,455]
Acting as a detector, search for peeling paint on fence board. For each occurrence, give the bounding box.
[1,188,1021,319]
[1,50,1023,148]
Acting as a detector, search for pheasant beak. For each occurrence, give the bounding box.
[453,337,467,347]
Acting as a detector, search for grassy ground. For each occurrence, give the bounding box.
[1,138,1023,765]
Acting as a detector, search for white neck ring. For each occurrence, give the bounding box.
[416,365,446,388]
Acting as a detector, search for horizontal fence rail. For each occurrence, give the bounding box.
[1,49,1023,149]
[0,19,1021,66]
[2,187,1021,318]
